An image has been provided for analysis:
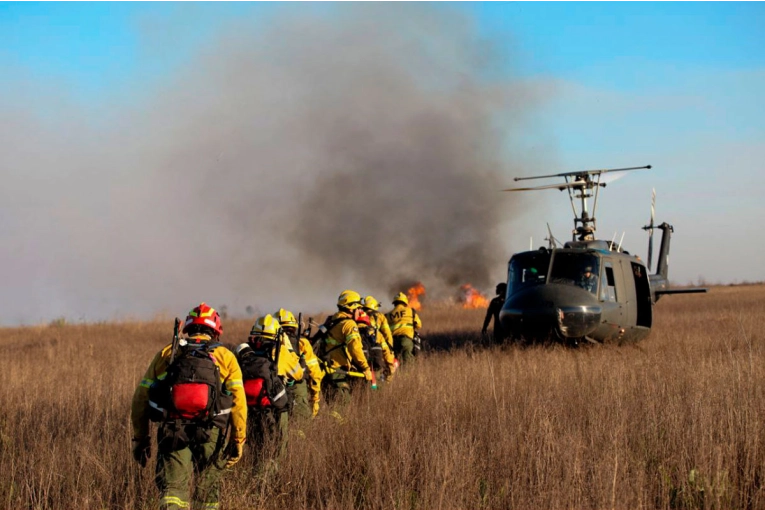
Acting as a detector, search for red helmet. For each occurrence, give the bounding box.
[353,308,371,326]
[183,302,223,336]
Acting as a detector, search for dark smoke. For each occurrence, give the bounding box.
[0,5,540,324]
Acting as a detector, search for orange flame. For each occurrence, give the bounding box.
[459,283,489,309]
[406,282,426,311]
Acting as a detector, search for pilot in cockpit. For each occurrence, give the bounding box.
[578,266,598,293]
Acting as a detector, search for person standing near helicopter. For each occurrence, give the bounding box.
[482,282,507,344]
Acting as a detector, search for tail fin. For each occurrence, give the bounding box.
[655,222,673,280]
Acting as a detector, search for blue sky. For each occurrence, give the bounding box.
[3,3,762,91]
[1,2,763,323]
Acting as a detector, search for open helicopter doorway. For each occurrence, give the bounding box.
[631,262,652,327]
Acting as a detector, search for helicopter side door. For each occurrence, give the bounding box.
[598,259,624,330]
[615,257,638,329]
[631,261,652,328]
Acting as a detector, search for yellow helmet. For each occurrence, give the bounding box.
[274,308,298,329]
[337,289,362,310]
[393,292,409,305]
[363,295,380,310]
[249,314,281,339]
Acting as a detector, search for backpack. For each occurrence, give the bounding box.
[357,322,383,368]
[148,342,233,431]
[237,344,289,413]
[310,315,348,363]
[358,323,376,352]
[410,309,424,356]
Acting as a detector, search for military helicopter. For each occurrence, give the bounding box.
[499,165,705,345]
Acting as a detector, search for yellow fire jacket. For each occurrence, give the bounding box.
[131,335,247,445]
[276,332,305,383]
[325,311,370,372]
[299,337,324,404]
[387,304,422,339]
[368,310,395,366]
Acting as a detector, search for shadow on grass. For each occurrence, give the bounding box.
[423,330,490,352]
[422,330,601,353]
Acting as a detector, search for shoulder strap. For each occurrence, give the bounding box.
[330,316,349,330]
[323,315,352,339]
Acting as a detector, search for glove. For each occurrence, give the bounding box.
[312,400,320,417]
[224,441,244,469]
[132,437,151,468]
[363,368,373,382]
[387,362,397,381]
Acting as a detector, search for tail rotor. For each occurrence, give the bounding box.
[643,188,656,271]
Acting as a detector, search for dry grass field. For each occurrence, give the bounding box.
[1,285,764,509]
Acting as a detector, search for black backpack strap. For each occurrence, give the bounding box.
[319,316,356,361]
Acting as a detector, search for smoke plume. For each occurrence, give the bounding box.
[0,5,540,324]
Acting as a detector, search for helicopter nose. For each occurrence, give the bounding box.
[555,306,602,338]
[500,285,602,340]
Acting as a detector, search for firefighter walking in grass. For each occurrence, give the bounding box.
[316,290,373,404]
[275,308,324,418]
[235,314,303,465]
[361,295,398,382]
[387,292,423,366]
[131,303,246,510]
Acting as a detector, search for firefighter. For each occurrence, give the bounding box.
[239,314,304,464]
[130,303,246,510]
[482,282,507,344]
[275,308,324,418]
[387,292,422,366]
[319,290,373,404]
[362,295,397,382]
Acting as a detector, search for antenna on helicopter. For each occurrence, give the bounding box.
[642,188,656,271]
[545,223,559,249]
[504,165,652,241]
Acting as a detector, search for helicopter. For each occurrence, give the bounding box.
[498,165,706,345]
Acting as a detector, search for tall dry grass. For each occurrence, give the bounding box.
[1,285,763,509]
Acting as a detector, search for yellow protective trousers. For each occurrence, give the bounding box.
[155,428,223,510]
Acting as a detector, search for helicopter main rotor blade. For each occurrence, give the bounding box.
[503,180,588,192]
[514,165,651,182]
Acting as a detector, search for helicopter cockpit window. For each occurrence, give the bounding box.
[549,252,600,295]
[507,251,551,296]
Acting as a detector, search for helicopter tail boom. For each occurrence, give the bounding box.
[655,288,708,296]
